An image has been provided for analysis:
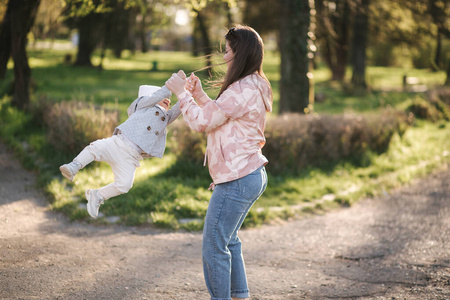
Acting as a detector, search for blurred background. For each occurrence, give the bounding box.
[0,0,448,229]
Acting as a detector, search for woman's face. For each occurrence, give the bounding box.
[223,41,234,68]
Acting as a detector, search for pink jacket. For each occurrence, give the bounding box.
[178,73,272,184]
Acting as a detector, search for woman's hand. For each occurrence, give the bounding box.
[187,72,208,101]
[165,70,187,98]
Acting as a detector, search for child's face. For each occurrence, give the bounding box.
[158,98,171,110]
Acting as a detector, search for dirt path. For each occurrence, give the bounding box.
[1,142,449,300]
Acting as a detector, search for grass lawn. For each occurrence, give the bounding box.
[0,44,448,230]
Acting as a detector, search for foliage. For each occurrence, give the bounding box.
[175,0,237,11]
[168,107,415,175]
[0,96,32,143]
[263,109,413,174]
[1,48,449,230]
[31,0,68,41]
[168,119,207,165]
[42,99,119,154]
[427,87,450,106]
[406,90,450,122]
[369,0,450,69]
[62,0,132,18]
[243,0,279,37]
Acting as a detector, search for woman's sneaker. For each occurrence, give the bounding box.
[85,189,104,218]
[59,161,81,181]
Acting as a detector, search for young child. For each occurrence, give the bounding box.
[60,83,181,218]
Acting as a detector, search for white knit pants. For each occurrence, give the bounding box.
[74,135,142,200]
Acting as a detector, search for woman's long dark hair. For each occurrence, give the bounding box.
[216,25,272,99]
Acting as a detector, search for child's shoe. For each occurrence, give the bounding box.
[85,189,104,218]
[59,161,81,181]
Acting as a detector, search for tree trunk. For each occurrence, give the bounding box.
[316,0,350,81]
[9,0,41,110]
[192,18,201,57]
[434,29,442,70]
[111,7,130,58]
[279,0,311,114]
[445,63,450,86]
[333,0,350,81]
[194,9,212,76]
[140,13,148,53]
[0,1,13,80]
[98,18,111,72]
[74,14,99,66]
[224,2,233,27]
[351,0,369,88]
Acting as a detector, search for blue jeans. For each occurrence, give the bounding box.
[202,166,268,300]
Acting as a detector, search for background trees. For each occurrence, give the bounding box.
[0,0,41,110]
[0,0,449,112]
[351,0,369,88]
[279,0,313,113]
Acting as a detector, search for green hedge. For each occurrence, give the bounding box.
[168,109,413,174]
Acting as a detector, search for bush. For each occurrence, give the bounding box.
[427,88,450,106]
[426,88,450,120]
[167,109,412,175]
[43,101,119,154]
[168,119,207,165]
[407,91,450,122]
[263,109,413,173]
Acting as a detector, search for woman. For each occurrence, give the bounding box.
[166,25,272,300]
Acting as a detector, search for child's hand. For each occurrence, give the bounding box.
[166,70,187,97]
[177,70,186,79]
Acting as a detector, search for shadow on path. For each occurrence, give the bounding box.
[1,140,449,299]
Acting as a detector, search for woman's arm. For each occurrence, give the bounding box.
[187,73,211,107]
[177,85,245,132]
[166,71,245,132]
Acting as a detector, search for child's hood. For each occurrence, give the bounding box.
[138,85,161,98]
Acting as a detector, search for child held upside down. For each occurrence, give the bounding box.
[59,74,184,218]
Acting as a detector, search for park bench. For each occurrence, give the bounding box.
[403,75,427,92]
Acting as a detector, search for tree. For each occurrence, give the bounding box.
[192,6,213,75]
[134,0,171,53]
[136,0,151,53]
[315,0,351,81]
[243,0,280,38]
[31,0,65,44]
[63,0,136,66]
[397,0,450,85]
[177,0,237,75]
[63,0,110,66]
[401,0,449,67]
[73,13,103,66]
[351,0,370,89]
[279,0,312,114]
[0,0,41,110]
[0,0,12,80]
[108,0,134,58]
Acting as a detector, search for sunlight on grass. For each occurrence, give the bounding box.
[137,154,177,179]
[257,121,449,212]
[367,67,446,90]
[1,45,448,229]
[47,121,448,228]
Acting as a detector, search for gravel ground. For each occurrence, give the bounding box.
[0,142,449,299]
